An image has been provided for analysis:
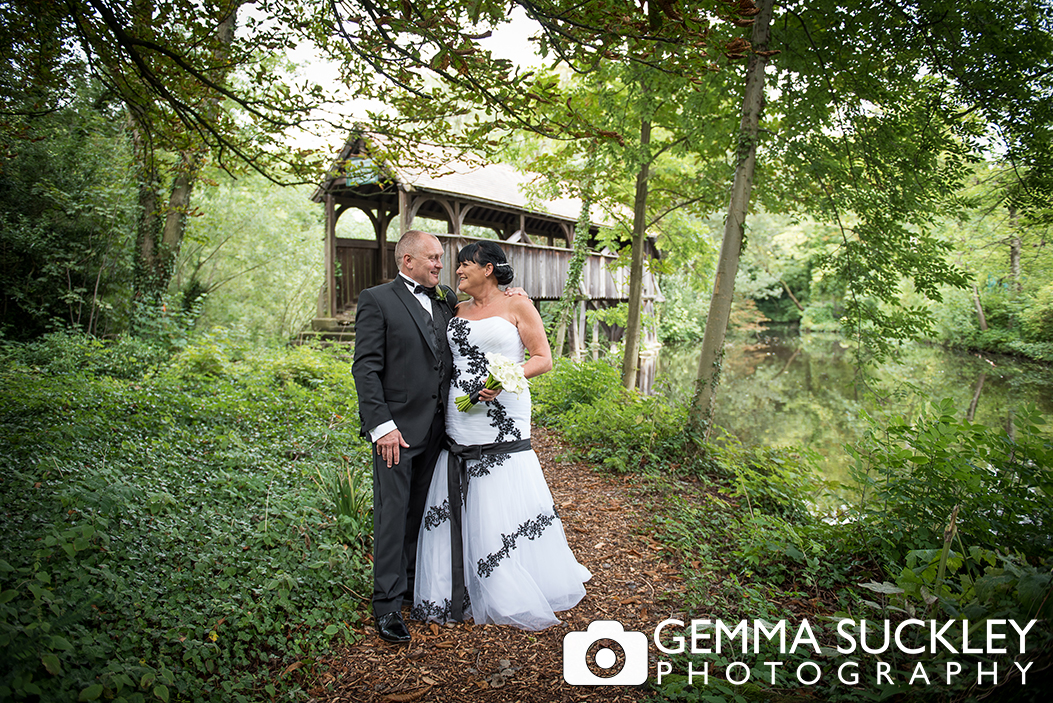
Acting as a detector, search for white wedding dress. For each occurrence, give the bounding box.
[412,316,591,630]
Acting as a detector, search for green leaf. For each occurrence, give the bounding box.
[323,623,340,636]
[0,589,17,604]
[42,653,62,675]
[153,684,170,703]
[858,580,905,595]
[1017,572,1052,609]
[49,634,74,650]
[80,684,104,701]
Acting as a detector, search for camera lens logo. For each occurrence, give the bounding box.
[562,620,648,685]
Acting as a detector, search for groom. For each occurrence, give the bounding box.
[352,230,458,644]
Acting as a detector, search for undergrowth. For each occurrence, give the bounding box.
[532,358,1053,703]
[0,333,373,702]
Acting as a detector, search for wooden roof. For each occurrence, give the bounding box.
[311,134,606,239]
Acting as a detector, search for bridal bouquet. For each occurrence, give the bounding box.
[455,352,529,412]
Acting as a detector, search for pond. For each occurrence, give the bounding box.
[655,326,1053,505]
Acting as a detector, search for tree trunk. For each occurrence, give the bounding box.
[1006,205,1022,294]
[132,7,238,307]
[1010,237,1022,293]
[554,319,568,359]
[159,150,205,292]
[966,371,986,422]
[688,0,774,436]
[620,117,652,390]
[129,100,164,306]
[972,283,988,331]
[780,278,804,311]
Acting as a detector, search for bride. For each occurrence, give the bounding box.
[411,240,591,631]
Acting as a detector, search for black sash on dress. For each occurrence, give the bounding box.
[445,437,532,620]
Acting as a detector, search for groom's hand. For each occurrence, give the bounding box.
[503,286,529,298]
[377,429,410,468]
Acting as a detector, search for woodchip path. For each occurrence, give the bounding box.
[304,426,689,703]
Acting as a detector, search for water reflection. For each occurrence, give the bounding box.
[656,325,1053,496]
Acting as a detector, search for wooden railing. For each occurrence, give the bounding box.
[333,234,657,313]
[334,239,380,314]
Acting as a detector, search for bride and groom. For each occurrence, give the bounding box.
[352,230,591,644]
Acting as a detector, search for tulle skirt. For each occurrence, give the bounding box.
[412,447,591,631]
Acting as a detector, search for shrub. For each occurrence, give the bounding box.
[0,340,372,702]
[272,344,336,388]
[532,359,697,473]
[531,358,623,423]
[313,456,373,549]
[0,330,171,380]
[1021,283,1053,344]
[168,329,236,380]
[847,399,1053,565]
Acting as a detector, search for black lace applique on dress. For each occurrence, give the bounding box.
[476,511,557,579]
[487,401,522,441]
[410,598,450,622]
[449,318,488,392]
[422,498,451,531]
[411,591,471,623]
[467,453,509,479]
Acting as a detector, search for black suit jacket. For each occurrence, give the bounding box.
[352,278,457,448]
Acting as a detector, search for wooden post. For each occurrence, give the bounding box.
[393,188,411,279]
[576,301,587,360]
[567,305,579,360]
[324,194,336,317]
[592,315,600,361]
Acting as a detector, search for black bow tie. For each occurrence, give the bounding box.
[413,283,440,300]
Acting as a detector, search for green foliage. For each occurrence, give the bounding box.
[0,82,137,340]
[130,293,208,354]
[538,360,1052,702]
[847,399,1053,565]
[836,546,1053,703]
[892,547,1053,622]
[585,302,629,331]
[0,331,171,380]
[710,437,818,524]
[656,275,708,344]
[1021,283,1053,344]
[0,339,371,702]
[532,358,695,473]
[168,329,238,380]
[932,280,1053,362]
[313,457,373,549]
[531,357,625,421]
[176,172,325,342]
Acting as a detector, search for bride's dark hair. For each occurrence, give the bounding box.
[457,240,514,285]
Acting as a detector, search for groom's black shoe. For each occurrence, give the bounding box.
[376,612,411,645]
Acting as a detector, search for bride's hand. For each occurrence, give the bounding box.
[478,387,502,402]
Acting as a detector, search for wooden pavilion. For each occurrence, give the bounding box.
[308,135,662,384]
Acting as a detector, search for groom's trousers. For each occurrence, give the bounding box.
[371,410,444,618]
